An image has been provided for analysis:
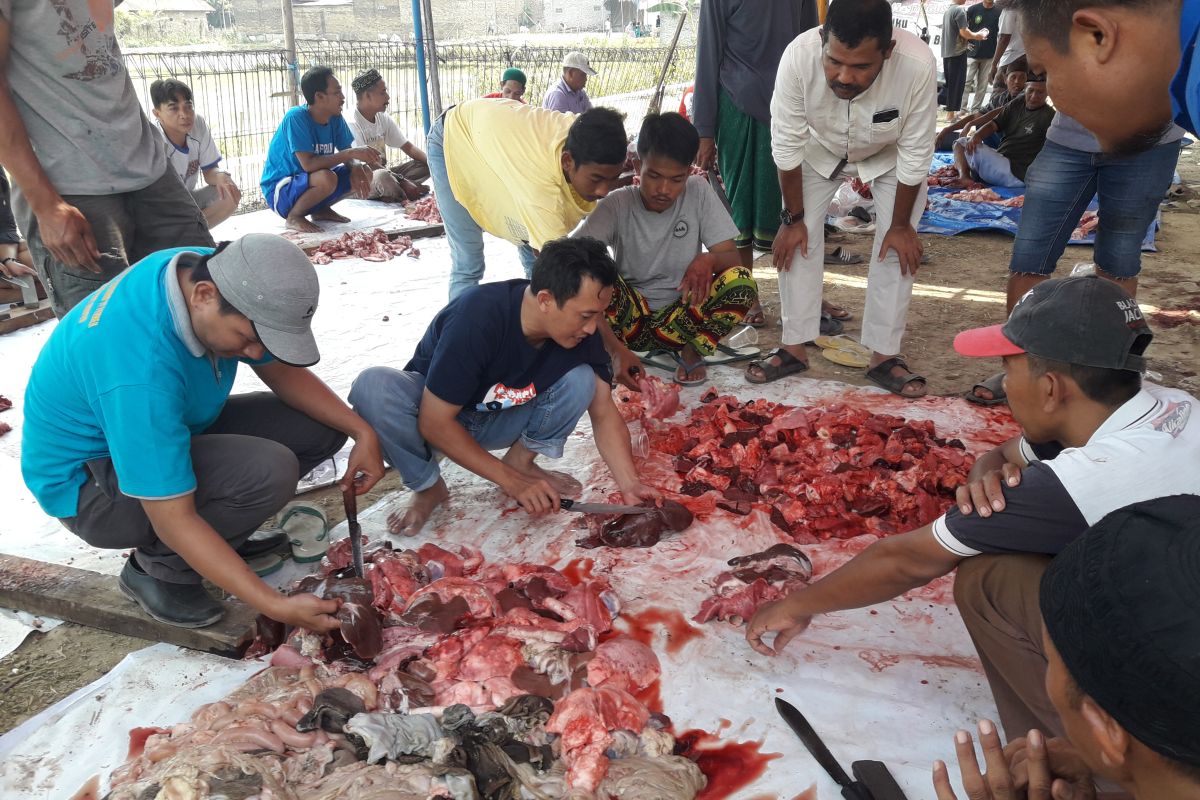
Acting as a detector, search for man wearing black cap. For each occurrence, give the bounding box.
[933,495,1200,800]
[21,234,386,630]
[348,69,430,202]
[746,277,1200,726]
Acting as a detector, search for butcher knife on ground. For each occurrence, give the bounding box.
[342,484,365,579]
[560,499,658,515]
[775,697,909,800]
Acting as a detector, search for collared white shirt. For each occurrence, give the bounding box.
[770,27,937,186]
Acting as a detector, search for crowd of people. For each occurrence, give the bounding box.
[2,0,1200,798]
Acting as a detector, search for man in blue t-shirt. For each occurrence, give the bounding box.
[1005,0,1196,153]
[21,234,385,629]
[260,66,380,233]
[350,237,660,535]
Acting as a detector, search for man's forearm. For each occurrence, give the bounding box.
[890,181,922,229]
[0,74,64,213]
[255,365,373,441]
[975,121,999,141]
[779,166,805,216]
[296,151,360,173]
[403,143,428,163]
[991,36,1010,71]
[590,395,638,489]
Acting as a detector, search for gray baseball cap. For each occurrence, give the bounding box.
[562,51,597,76]
[207,234,321,367]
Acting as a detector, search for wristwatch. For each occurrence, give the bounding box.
[779,207,803,227]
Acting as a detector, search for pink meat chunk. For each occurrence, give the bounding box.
[692,578,785,625]
[548,686,651,792]
[457,634,526,682]
[586,636,660,693]
[404,577,498,620]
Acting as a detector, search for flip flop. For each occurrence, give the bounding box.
[672,352,708,386]
[743,306,767,328]
[822,302,854,321]
[638,350,679,373]
[815,335,871,368]
[278,503,330,563]
[824,247,864,265]
[705,342,763,365]
[964,372,1007,406]
[865,356,927,398]
[246,552,285,577]
[745,348,809,384]
[820,313,844,336]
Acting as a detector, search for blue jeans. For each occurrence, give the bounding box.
[427,115,538,300]
[348,364,597,492]
[1010,139,1180,278]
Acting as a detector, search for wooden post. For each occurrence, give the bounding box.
[420,0,443,118]
[281,0,300,107]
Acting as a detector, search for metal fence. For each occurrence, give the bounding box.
[123,41,696,212]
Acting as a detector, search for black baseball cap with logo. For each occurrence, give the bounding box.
[954,276,1153,372]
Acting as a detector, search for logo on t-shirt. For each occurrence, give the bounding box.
[314,143,335,155]
[1151,400,1191,438]
[673,220,690,238]
[479,381,537,411]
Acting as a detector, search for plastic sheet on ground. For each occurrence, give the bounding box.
[918,153,1159,250]
[211,197,441,250]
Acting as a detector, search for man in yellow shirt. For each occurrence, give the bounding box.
[427,98,628,299]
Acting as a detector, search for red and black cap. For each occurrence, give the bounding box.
[954,275,1152,372]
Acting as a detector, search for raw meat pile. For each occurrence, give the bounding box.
[1000,195,1025,208]
[105,541,708,799]
[404,195,443,224]
[945,187,1003,203]
[576,499,694,549]
[694,543,814,626]
[308,229,420,265]
[849,176,873,199]
[927,165,977,188]
[635,375,681,420]
[1071,210,1099,240]
[651,391,975,541]
[0,394,10,437]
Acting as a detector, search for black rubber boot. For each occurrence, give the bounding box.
[118,557,224,628]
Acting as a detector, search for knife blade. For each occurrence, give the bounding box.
[775,698,874,800]
[560,499,658,515]
[342,485,365,579]
[707,168,734,216]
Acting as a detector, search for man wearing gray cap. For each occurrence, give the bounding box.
[543,51,595,114]
[21,233,385,630]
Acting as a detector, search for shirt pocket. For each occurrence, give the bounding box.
[869,112,902,145]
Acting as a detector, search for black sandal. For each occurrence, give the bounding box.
[745,348,809,385]
[865,356,927,398]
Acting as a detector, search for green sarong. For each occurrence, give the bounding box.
[715,90,782,251]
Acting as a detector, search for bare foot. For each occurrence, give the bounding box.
[286,216,322,233]
[674,344,707,385]
[311,208,351,223]
[387,479,449,536]
[500,442,582,498]
[400,179,429,201]
[822,300,851,320]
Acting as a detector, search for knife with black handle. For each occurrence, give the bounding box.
[775,697,875,800]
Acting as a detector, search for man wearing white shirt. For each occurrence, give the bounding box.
[748,0,935,397]
[988,8,1025,85]
[348,69,429,202]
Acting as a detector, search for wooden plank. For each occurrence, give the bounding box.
[0,302,55,336]
[0,554,257,657]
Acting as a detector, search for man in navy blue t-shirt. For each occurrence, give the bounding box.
[350,237,660,534]
[260,66,381,233]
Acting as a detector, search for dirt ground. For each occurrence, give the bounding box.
[3,156,1198,738]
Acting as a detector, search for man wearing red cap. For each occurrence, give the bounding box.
[746,275,1200,744]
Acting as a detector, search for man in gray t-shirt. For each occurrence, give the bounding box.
[0,0,212,317]
[575,113,756,388]
[941,0,986,115]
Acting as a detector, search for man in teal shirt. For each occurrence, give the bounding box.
[21,234,385,629]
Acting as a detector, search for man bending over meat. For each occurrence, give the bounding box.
[260,66,380,233]
[753,0,936,397]
[350,237,659,535]
[951,73,1055,189]
[747,275,1200,744]
[426,99,627,299]
[575,112,756,388]
[20,235,385,630]
[347,69,430,203]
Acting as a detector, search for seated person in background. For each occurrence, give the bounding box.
[935,62,1027,151]
[20,234,384,630]
[348,69,429,202]
[150,79,241,229]
[933,495,1200,800]
[953,73,1054,188]
[543,52,595,114]
[349,237,658,535]
[260,66,379,233]
[575,112,756,388]
[483,67,528,102]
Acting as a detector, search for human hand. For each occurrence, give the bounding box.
[619,481,662,505]
[502,471,559,515]
[341,431,386,495]
[878,223,923,276]
[966,134,983,155]
[36,200,101,272]
[678,254,714,306]
[350,163,373,198]
[933,723,1089,800]
[212,173,242,204]
[772,222,808,271]
[271,592,342,633]
[355,146,384,168]
[1007,732,1097,800]
[696,137,717,170]
[612,344,644,391]
[0,255,37,281]
[955,463,1021,517]
[988,65,998,84]
[745,594,812,655]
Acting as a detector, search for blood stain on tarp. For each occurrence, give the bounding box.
[68,774,99,800]
[793,784,818,800]
[561,558,595,585]
[636,677,663,713]
[612,607,705,654]
[675,728,781,800]
[127,726,168,759]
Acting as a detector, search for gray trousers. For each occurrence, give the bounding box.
[368,161,431,201]
[13,165,215,318]
[60,393,346,584]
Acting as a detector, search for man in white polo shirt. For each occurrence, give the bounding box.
[752,0,936,397]
[746,275,1200,741]
[348,69,429,202]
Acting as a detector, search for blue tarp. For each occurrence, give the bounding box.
[916,153,1158,251]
